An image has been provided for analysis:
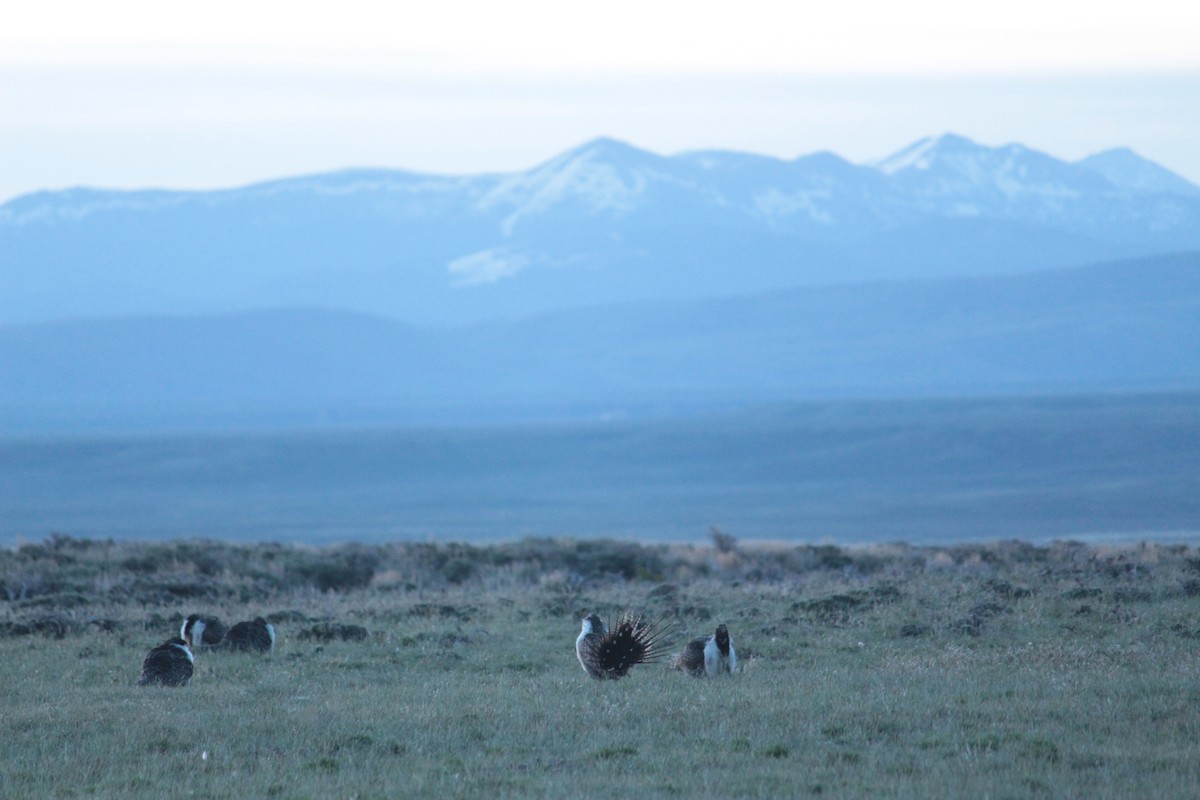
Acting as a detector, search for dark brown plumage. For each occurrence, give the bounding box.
[138,637,194,687]
[575,611,674,680]
[222,617,275,653]
[671,635,709,677]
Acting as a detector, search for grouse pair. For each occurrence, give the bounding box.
[181,614,276,653]
[575,612,737,680]
[137,614,275,687]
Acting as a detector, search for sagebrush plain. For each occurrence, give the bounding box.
[3,535,1200,798]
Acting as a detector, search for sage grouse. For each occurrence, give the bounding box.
[138,637,194,687]
[181,614,227,648]
[575,611,673,680]
[671,623,737,677]
[222,617,275,653]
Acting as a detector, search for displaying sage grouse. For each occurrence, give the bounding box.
[181,614,227,648]
[223,617,275,653]
[671,623,737,677]
[138,637,194,687]
[575,611,673,680]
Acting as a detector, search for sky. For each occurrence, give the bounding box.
[2,0,1199,202]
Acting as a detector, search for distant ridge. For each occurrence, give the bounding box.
[1077,147,1200,197]
[2,133,1198,327]
[2,251,1197,432]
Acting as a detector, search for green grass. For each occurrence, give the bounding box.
[3,536,1200,797]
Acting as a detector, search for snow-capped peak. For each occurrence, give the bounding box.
[476,137,675,231]
[569,136,657,164]
[872,133,987,175]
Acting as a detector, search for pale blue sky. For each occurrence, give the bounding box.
[2,1,1199,201]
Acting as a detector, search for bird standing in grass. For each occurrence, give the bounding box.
[575,611,673,679]
[671,623,737,677]
[181,613,227,648]
[138,637,194,687]
[223,617,276,653]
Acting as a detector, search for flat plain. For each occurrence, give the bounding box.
[3,391,1198,545]
[2,535,1200,798]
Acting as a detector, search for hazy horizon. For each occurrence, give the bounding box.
[3,1,1199,202]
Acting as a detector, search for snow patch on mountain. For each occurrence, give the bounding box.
[0,171,479,226]
[0,189,193,224]
[869,134,1127,224]
[447,248,530,286]
[753,189,836,225]
[874,135,945,175]
[475,138,703,235]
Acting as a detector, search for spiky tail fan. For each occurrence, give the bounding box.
[587,611,675,679]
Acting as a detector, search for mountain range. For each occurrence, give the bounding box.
[2,133,1199,431]
[2,133,1199,327]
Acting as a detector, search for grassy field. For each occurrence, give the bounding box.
[3,534,1200,798]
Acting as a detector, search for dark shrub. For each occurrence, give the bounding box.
[0,574,62,601]
[711,527,738,554]
[167,542,227,577]
[986,578,1033,599]
[298,623,369,642]
[158,581,218,600]
[121,555,168,574]
[286,551,379,592]
[797,592,868,616]
[30,614,76,638]
[17,591,91,610]
[441,559,475,585]
[0,621,34,637]
[566,540,666,581]
[871,583,903,604]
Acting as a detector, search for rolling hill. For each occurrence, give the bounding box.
[2,251,1196,431]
